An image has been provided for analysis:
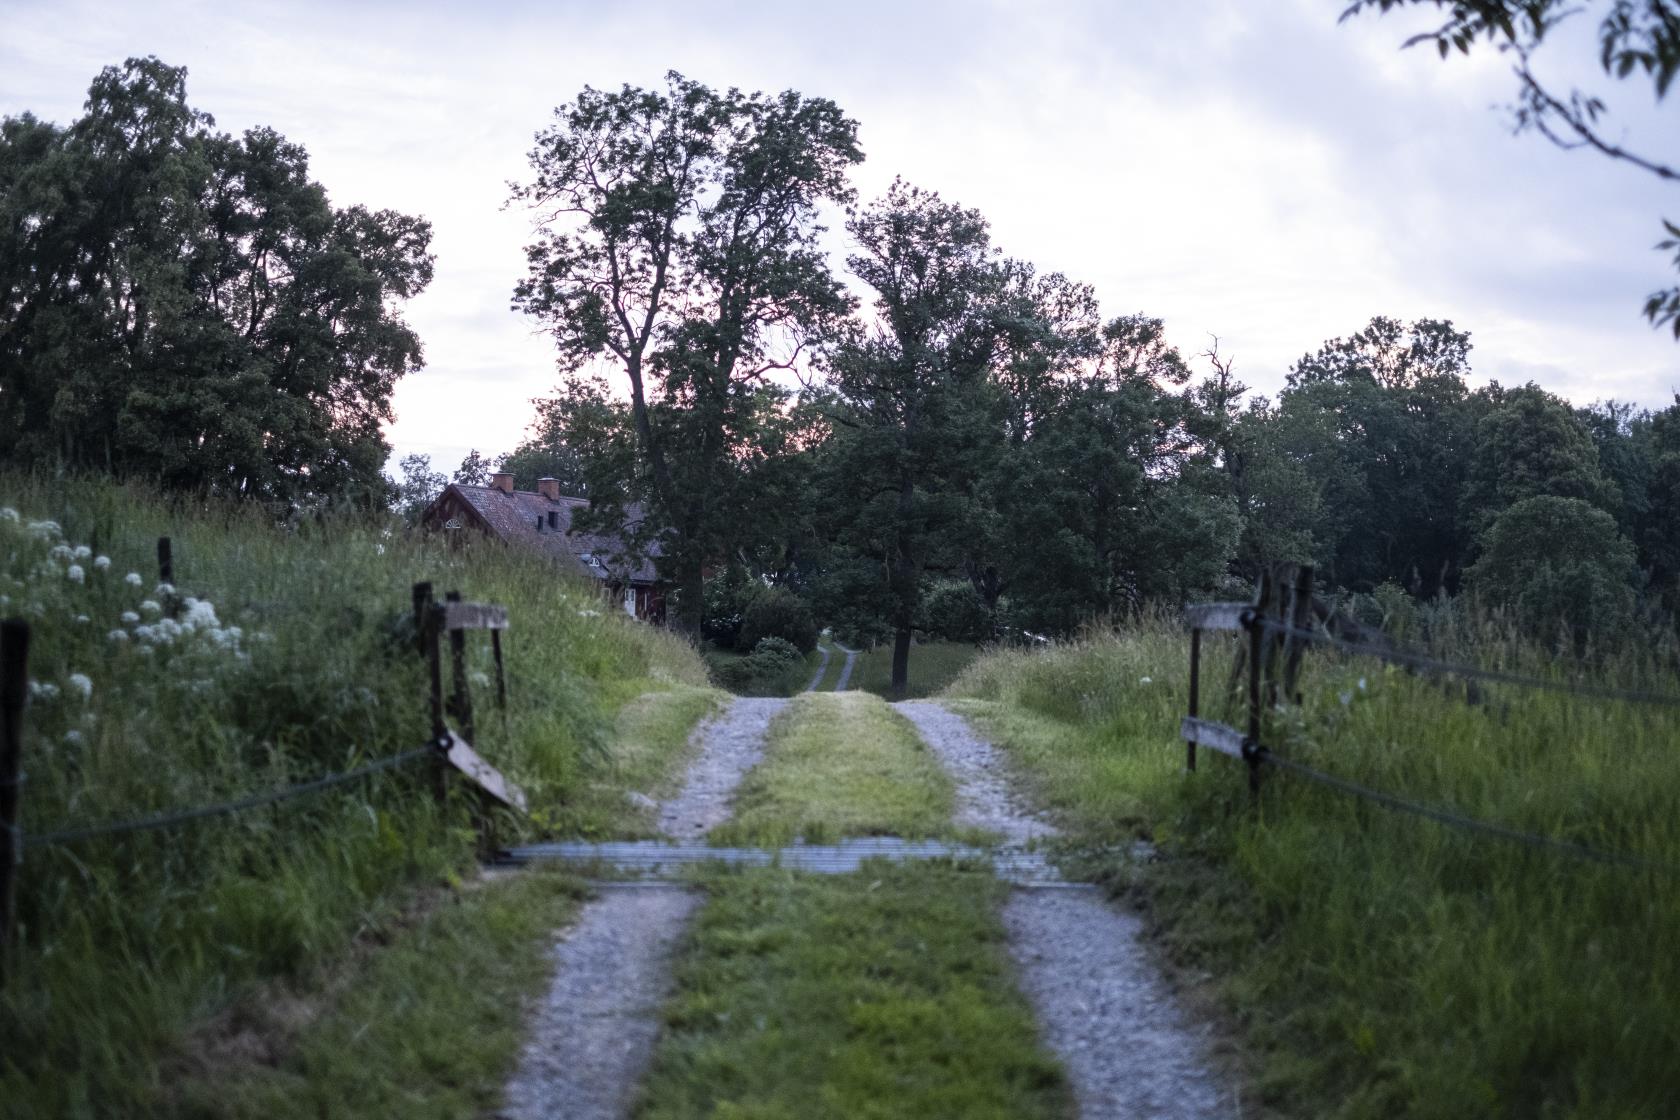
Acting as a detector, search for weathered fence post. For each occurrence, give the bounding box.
[1244,570,1272,799]
[0,618,30,975]
[424,596,448,803]
[491,629,507,717]
[412,581,434,659]
[445,591,474,747]
[1186,627,1201,772]
[1281,564,1315,704]
[157,536,173,586]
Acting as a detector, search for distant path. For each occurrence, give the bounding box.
[503,698,784,1118]
[898,701,1235,1120]
[804,645,832,692]
[832,644,859,691]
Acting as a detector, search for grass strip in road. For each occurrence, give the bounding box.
[169,867,590,1120]
[856,640,981,699]
[708,692,956,847]
[633,864,1072,1120]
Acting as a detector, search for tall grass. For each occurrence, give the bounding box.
[947,615,1680,1117]
[0,472,708,1118]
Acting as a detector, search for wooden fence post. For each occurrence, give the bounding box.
[1,619,30,976]
[491,630,507,716]
[1245,571,1271,799]
[412,582,433,659]
[1186,627,1201,772]
[445,591,474,747]
[157,536,172,586]
[1281,565,1315,704]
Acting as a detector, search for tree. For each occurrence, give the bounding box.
[452,449,495,486]
[1462,382,1620,531]
[0,58,434,503]
[389,453,446,522]
[510,72,862,632]
[1641,396,1680,609]
[819,180,1009,693]
[1342,1,1680,335]
[1464,494,1639,645]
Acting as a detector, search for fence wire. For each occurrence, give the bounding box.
[1256,618,1680,710]
[1256,746,1675,874]
[21,742,438,849]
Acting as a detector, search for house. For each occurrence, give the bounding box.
[420,472,665,622]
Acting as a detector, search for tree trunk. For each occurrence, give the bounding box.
[891,623,912,698]
[676,549,706,637]
[890,467,917,697]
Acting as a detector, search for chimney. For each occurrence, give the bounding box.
[537,477,561,501]
[490,471,514,494]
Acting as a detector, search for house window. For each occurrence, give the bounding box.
[548,511,560,530]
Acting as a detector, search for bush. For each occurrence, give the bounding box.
[702,567,761,648]
[711,637,807,695]
[918,579,993,643]
[736,587,819,654]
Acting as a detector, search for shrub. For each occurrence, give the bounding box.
[736,587,819,654]
[918,579,993,643]
[702,567,761,648]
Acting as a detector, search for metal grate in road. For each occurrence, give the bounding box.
[496,837,1083,885]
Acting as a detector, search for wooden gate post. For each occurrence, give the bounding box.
[1280,565,1316,704]
[412,582,434,659]
[1244,571,1271,799]
[444,591,474,747]
[157,536,173,586]
[1,619,31,975]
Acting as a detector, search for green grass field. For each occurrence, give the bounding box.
[0,472,712,1118]
[853,639,980,699]
[708,691,957,847]
[946,620,1680,1117]
[633,865,1072,1120]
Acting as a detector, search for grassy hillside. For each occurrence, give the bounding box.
[946,618,1680,1118]
[0,472,711,1118]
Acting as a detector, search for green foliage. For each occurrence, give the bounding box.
[635,865,1072,1120]
[510,72,863,629]
[1463,384,1620,531]
[172,869,590,1119]
[951,619,1680,1116]
[706,638,813,697]
[854,640,981,701]
[0,58,434,506]
[699,566,759,648]
[709,692,959,847]
[1465,495,1639,645]
[0,472,709,1116]
[918,579,993,641]
[736,586,819,654]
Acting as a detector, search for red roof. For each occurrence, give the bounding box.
[425,484,661,585]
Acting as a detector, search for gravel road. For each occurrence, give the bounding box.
[900,700,1235,1119]
[832,644,858,691]
[657,697,786,837]
[803,645,832,691]
[502,697,783,1119]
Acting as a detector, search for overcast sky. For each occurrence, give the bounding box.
[4,0,1676,476]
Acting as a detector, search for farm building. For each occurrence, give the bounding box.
[419,472,665,621]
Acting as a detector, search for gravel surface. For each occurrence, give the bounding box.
[1006,892,1236,1119]
[902,700,1234,1119]
[895,701,1058,846]
[803,645,832,691]
[503,697,783,1118]
[657,697,786,837]
[498,887,699,1120]
[832,645,859,691]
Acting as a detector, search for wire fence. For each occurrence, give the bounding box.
[1181,565,1680,876]
[17,741,439,849]
[1255,617,1680,710]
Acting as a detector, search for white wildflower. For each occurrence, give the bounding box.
[125,572,143,587]
[94,555,111,571]
[136,644,154,657]
[183,599,218,631]
[157,618,182,639]
[66,673,92,701]
[577,609,601,618]
[120,611,141,624]
[49,544,72,563]
[134,624,155,643]
[1339,690,1354,708]
[108,629,129,643]
[66,564,85,584]
[469,670,490,688]
[28,519,61,540]
[155,582,174,598]
[139,599,161,617]
[1138,676,1152,685]
[63,730,84,746]
[73,545,91,560]
[75,614,89,625]
[1357,677,1368,692]
[0,507,17,522]
[28,681,60,702]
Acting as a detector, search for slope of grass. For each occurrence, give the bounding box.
[946,621,1680,1118]
[855,639,980,699]
[0,471,710,1118]
[708,691,957,847]
[633,864,1072,1120]
[171,867,590,1119]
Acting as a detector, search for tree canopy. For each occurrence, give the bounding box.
[0,57,434,505]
